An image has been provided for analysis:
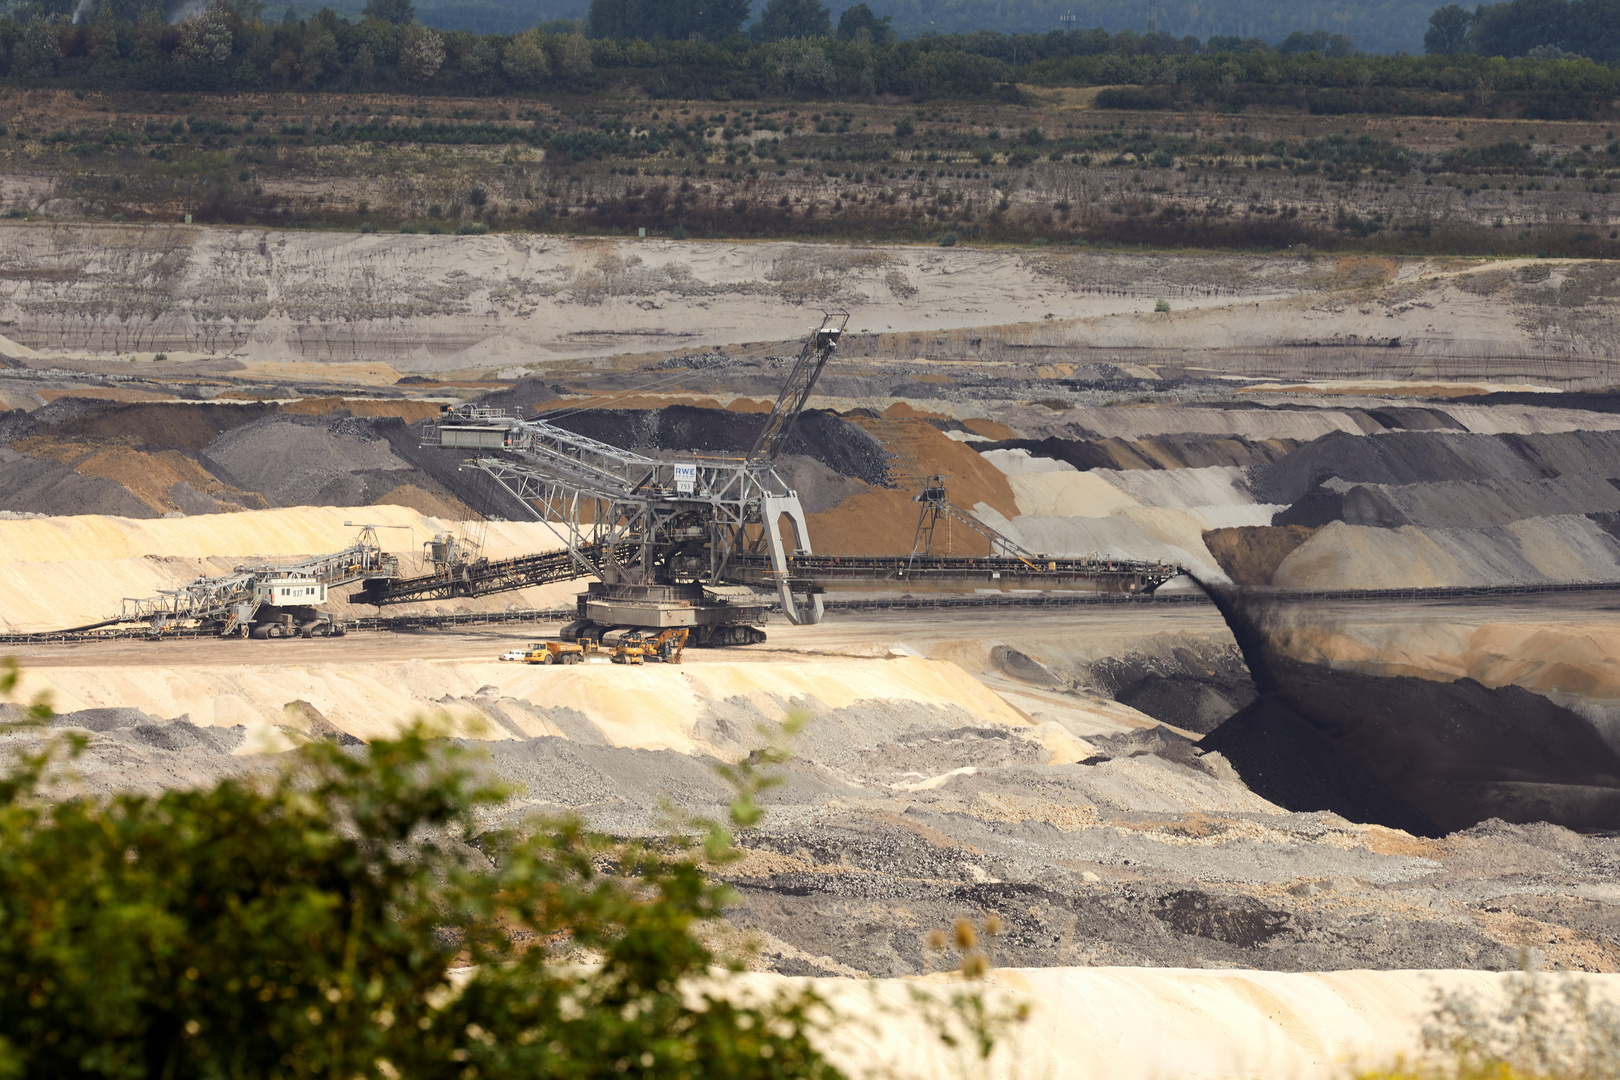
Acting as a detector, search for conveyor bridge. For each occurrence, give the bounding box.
[353,543,1178,606]
[355,543,606,605]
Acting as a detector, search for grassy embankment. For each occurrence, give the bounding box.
[1,85,1618,257]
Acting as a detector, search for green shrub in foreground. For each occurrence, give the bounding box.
[0,661,840,1080]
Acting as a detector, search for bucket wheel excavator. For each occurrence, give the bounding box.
[412,313,849,645]
[354,313,1183,644]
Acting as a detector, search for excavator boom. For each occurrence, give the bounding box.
[746,312,848,465]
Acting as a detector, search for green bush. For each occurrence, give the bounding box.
[939,231,958,246]
[457,220,490,235]
[0,665,841,1080]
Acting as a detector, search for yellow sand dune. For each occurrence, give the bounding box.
[796,966,1620,1080]
[1006,469,1141,518]
[0,505,558,563]
[18,655,1049,758]
[1273,522,1459,589]
[0,507,568,631]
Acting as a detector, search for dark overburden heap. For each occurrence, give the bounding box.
[1253,429,1620,507]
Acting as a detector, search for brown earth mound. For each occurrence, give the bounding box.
[280,398,444,423]
[1204,526,1320,586]
[38,399,277,451]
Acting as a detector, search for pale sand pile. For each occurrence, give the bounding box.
[980,502,1226,579]
[1272,518,1620,590]
[1095,464,1283,532]
[1433,403,1620,436]
[0,506,572,631]
[1007,470,1142,518]
[1095,465,1262,512]
[17,654,1083,760]
[1050,406,1370,442]
[0,384,44,411]
[974,450,1255,578]
[791,967,1620,1080]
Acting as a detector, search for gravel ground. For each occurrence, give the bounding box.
[13,675,1616,979]
[200,414,421,508]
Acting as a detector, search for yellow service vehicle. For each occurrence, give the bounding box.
[522,639,597,665]
[611,628,689,665]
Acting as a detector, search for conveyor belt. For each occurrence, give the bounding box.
[351,543,605,604]
[728,552,1181,593]
[354,545,1180,607]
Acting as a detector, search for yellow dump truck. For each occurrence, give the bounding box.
[523,639,596,665]
[523,629,687,666]
[612,628,689,665]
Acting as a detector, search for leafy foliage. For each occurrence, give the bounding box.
[1356,961,1620,1080]
[1426,5,1474,55]
[753,0,833,42]
[836,4,894,46]
[1424,0,1620,61]
[585,0,751,43]
[0,678,843,1080]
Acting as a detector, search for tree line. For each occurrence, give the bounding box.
[1425,0,1620,61]
[0,0,1616,100]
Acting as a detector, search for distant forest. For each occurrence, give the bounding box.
[285,0,1435,54]
[1,0,1616,101]
[142,0,1620,60]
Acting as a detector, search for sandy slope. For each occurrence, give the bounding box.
[13,652,1064,759]
[797,967,1620,1080]
[4,225,1618,374]
[1270,518,1620,590]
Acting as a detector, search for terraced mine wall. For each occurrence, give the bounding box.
[6,227,1620,380]
[1172,413,1620,834]
[886,404,1620,836]
[1196,583,1620,835]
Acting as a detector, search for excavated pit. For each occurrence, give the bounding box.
[8,260,1620,986]
[1198,583,1620,835]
